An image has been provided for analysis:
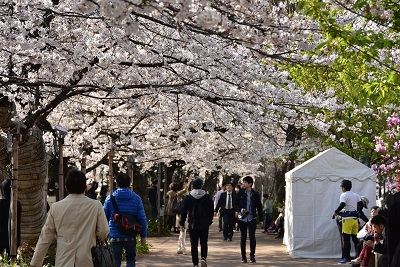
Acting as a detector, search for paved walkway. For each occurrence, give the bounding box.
[133,221,341,267]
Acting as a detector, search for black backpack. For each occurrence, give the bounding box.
[189,195,210,230]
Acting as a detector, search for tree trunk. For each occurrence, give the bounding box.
[0,99,47,243]
[17,127,47,243]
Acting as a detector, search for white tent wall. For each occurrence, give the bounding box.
[284,147,377,258]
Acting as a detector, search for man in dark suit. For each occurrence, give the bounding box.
[148,179,158,219]
[215,181,236,241]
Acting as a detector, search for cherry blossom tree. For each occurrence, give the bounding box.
[0,0,340,243]
[372,112,400,193]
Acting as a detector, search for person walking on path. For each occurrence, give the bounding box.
[104,173,148,267]
[86,174,99,200]
[148,179,158,220]
[215,181,236,241]
[166,182,179,232]
[30,170,109,267]
[262,193,273,233]
[332,179,364,265]
[235,176,263,263]
[180,177,214,267]
[176,179,192,255]
[214,181,226,232]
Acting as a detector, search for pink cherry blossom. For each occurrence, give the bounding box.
[394,142,399,151]
[375,144,386,152]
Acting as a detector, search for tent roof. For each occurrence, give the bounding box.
[286,147,376,183]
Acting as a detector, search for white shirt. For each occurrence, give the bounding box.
[225,192,233,209]
[340,191,361,212]
[214,189,225,209]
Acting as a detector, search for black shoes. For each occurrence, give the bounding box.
[242,256,256,263]
[242,256,255,263]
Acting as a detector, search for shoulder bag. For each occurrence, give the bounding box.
[171,195,184,214]
[110,195,142,237]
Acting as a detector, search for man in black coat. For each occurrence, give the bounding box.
[215,181,236,241]
[386,188,400,267]
[180,177,214,267]
[234,176,263,263]
[148,179,158,219]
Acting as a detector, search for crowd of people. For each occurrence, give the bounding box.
[0,172,283,267]
[1,171,400,267]
[0,170,148,267]
[176,175,268,267]
[170,176,400,267]
[149,175,269,267]
[332,178,400,267]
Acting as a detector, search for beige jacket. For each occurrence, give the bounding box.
[176,186,189,202]
[166,190,177,215]
[31,194,109,267]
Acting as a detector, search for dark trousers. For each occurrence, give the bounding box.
[219,214,223,230]
[111,238,136,267]
[189,227,209,266]
[168,214,176,231]
[239,219,257,259]
[336,218,345,259]
[223,209,235,239]
[150,205,157,220]
[342,233,359,260]
[378,254,388,267]
[276,216,284,237]
[264,213,272,231]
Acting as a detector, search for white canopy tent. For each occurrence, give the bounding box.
[284,147,376,258]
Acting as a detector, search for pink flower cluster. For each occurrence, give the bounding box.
[372,113,400,190]
[387,113,400,128]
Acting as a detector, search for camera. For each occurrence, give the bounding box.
[363,233,374,241]
[238,209,249,220]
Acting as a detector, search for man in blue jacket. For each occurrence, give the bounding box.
[104,173,147,267]
[235,176,263,263]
